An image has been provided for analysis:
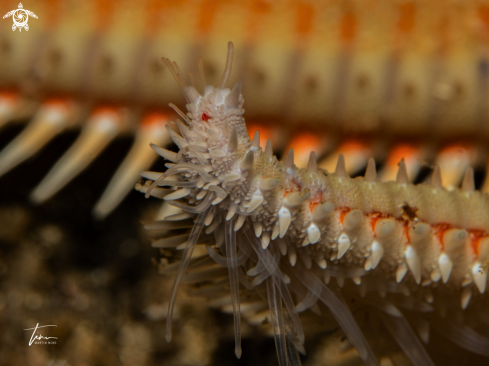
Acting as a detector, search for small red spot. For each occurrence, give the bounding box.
[202,113,210,121]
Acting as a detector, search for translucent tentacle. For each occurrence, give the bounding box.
[219,42,234,89]
[246,256,267,276]
[165,207,211,342]
[295,290,319,313]
[379,307,435,366]
[289,261,379,366]
[225,218,242,359]
[206,245,247,268]
[168,193,214,214]
[267,277,288,366]
[434,317,489,357]
[243,227,305,345]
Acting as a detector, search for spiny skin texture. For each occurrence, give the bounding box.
[144,71,489,304]
[139,44,489,366]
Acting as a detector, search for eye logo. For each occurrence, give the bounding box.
[2,3,38,32]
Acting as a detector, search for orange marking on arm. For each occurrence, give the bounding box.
[282,178,302,198]
[295,2,314,37]
[403,221,412,244]
[0,2,8,15]
[286,132,321,153]
[468,230,487,257]
[39,98,75,118]
[440,143,471,155]
[286,131,324,167]
[141,112,169,127]
[0,91,20,103]
[338,208,351,225]
[144,0,187,36]
[386,144,418,166]
[246,0,272,43]
[369,212,384,235]
[437,15,450,54]
[338,139,367,152]
[308,192,324,212]
[43,97,72,107]
[309,201,318,213]
[478,5,489,35]
[433,223,453,250]
[197,0,222,37]
[144,0,167,36]
[145,0,162,33]
[397,2,416,34]
[92,106,122,122]
[340,11,356,44]
[94,0,114,32]
[45,0,61,30]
